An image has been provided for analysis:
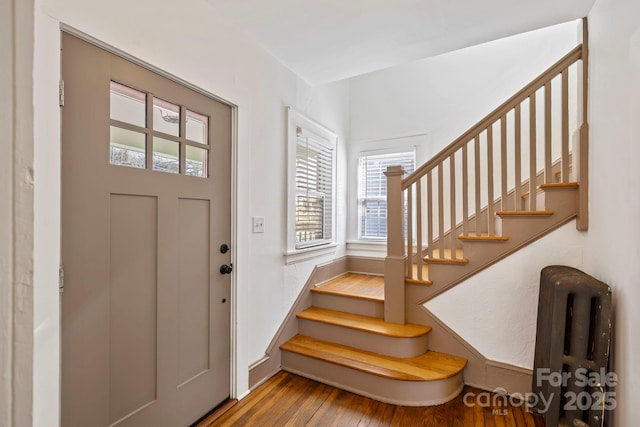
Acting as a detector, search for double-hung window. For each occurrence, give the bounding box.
[358,149,415,239]
[286,108,337,258]
[296,127,335,247]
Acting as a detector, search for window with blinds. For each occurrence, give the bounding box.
[296,128,335,249]
[358,150,415,239]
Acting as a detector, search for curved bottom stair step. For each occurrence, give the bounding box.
[280,335,467,406]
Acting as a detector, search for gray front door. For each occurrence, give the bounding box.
[61,33,232,427]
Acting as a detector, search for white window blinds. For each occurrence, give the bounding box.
[296,129,334,248]
[358,150,415,239]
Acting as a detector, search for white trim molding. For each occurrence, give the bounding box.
[0,1,35,426]
[284,243,338,265]
[345,240,387,259]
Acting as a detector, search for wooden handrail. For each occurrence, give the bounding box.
[402,45,583,190]
[384,29,588,324]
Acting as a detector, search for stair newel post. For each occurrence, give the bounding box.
[384,165,406,324]
[576,17,589,231]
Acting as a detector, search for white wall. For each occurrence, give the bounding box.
[345,21,590,369]
[583,0,640,425]
[349,21,579,147]
[33,0,350,424]
[426,223,586,368]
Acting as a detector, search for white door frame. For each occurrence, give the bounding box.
[0,1,35,427]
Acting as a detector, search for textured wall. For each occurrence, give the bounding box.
[583,0,640,424]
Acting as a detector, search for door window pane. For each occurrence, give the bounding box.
[186,110,208,145]
[110,126,146,169]
[153,137,179,174]
[185,146,207,177]
[110,87,213,178]
[153,97,179,136]
[110,82,145,127]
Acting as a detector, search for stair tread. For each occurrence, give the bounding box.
[424,257,469,264]
[406,264,431,285]
[281,335,467,382]
[297,307,431,338]
[311,273,384,301]
[540,182,579,189]
[405,277,433,286]
[424,256,468,265]
[522,182,578,199]
[423,248,468,264]
[496,210,554,216]
[458,234,509,242]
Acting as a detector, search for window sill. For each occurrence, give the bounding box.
[284,243,338,265]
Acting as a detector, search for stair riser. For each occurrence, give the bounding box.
[520,190,546,210]
[539,186,578,209]
[311,293,384,318]
[497,214,576,243]
[281,351,464,406]
[461,241,510,265]
[298,319,428,358]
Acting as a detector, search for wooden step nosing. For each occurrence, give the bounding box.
[281,345,464,382]
[458,235,509,242]
[281,341,423,381]
[280,336,467,382]
[540,182,579,189]
[404,278,433,286]
[297,309,431,338]
[496,210,554,216]
[423,257,469,265]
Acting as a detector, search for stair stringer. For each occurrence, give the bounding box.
[408,185,578,303]
[404,186,579,394]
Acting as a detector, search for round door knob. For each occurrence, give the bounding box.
[220,264,233,275]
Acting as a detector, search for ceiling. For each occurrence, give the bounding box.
[205,0,595,85]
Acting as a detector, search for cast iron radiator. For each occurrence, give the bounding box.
[533,266,612,427]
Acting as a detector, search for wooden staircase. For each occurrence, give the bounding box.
[280,182,579,406]
[280,274,467,406]
[278,25,589,406]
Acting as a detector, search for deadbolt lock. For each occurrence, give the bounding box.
[220,264,233,275]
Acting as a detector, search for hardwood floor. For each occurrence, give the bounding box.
[197,371,545,426]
